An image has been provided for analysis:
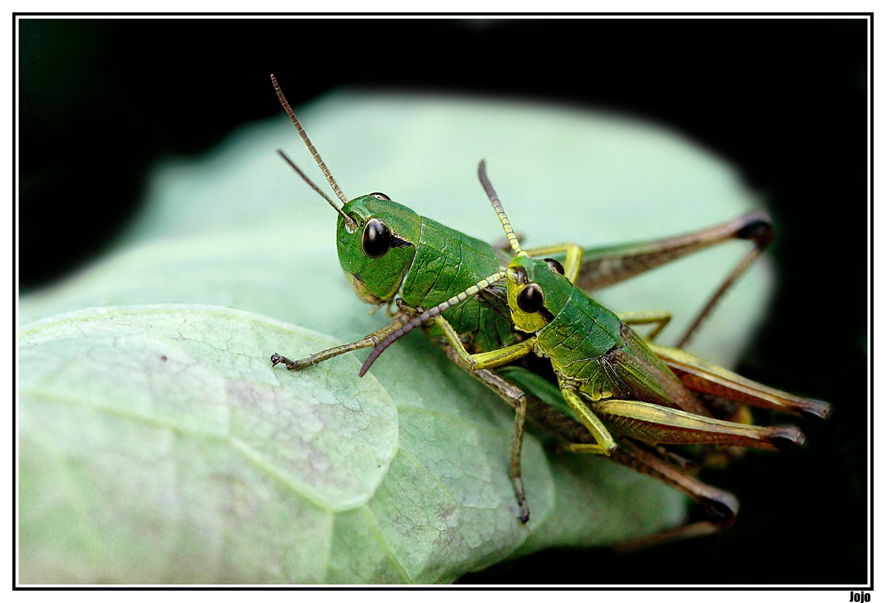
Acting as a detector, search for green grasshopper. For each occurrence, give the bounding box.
[358,161,830,526]
[266,75,828,523]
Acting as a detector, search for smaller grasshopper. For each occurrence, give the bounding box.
[360,161,830,522]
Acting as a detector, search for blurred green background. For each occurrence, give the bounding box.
[18,17,868,584]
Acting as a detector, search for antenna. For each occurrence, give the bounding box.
[271,74,356,230]
[359,270,507,376]
[478,160,525,257]
[276,149,355,226]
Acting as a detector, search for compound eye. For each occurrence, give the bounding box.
[516,283,545,314]
[544,258,565,275]
[370,192,391,201]
[362,218,392,258]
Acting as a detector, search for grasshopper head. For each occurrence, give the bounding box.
[336,193,421,304]
[506,255,572,333]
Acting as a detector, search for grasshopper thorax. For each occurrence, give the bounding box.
[336,194,421,304]
[506,255,572,333]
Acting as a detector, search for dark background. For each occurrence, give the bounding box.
[18,17,869,584]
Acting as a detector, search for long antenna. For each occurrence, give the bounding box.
[270,74,356,230]
[276,149,355,226]
[359,270,507,376]
[478,160,525,257]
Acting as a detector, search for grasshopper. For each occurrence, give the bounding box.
[266,75,828,523]
[358,161,830,525]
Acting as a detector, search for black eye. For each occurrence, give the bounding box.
[544,258,565,275]
[517,283,544,313]
[370,192,391,201]
[362,218,392,258]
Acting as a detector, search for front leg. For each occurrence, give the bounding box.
[270,317,406,371]
[432,314,536,370]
